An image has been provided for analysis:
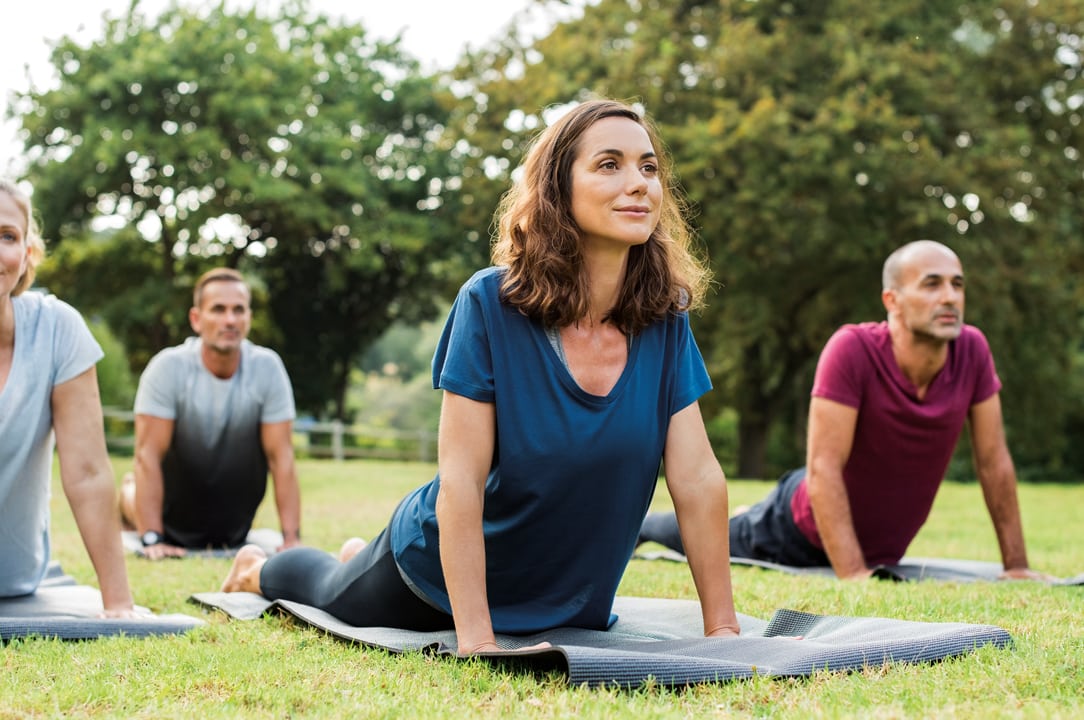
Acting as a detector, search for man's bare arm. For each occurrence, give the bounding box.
[969,393,1037,576]
[261,420,301,549]
[805,396,870,579]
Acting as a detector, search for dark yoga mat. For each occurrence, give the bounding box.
[189,591,1012,688]
[0,563,206,641]
[121,528,283,559]
[636,550,1084,586]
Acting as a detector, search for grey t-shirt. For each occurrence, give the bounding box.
[134,337,295,548]
[0,293,103,596]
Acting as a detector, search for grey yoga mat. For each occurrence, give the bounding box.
[189,591,1012,688]
[121,528,284,558]
[636,550,1084,585]
[0,563,206,641]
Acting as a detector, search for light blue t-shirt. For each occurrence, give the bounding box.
[391,267,712,633]
[0,293,103,596]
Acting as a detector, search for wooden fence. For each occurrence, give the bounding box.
[102,408,436,462]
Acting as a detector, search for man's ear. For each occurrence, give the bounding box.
[881,287,897,315]
[188,306,201,333]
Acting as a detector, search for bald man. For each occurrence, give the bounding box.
[641,240,1047,580]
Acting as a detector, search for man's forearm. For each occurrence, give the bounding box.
[979,465,1030,570]
[270,459,302,543]
[807,469,869,578]
[133,456,166,534]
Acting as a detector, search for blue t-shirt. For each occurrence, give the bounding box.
[0,293,103,596]
[391,267,712,633]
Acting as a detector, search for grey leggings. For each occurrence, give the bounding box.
[258,527,454,630]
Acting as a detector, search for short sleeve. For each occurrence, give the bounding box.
[431,271,496,403]
[49,297,104,386]
[669,313,712,415]
[965,327,1002,406]
[256,349,296,424]
[811,326,865,409]
[133,351,180,419]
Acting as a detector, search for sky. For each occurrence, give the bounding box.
[1,0,582,177]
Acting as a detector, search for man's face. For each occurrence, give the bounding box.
[189,280,251,354]
[886,246,965,343]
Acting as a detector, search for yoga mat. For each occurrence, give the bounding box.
[122,528,284,558]
[189,591,1012,688]
[1,564,206,641]
[636,550,1084,586]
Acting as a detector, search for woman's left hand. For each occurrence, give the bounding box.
[458,640,553,656]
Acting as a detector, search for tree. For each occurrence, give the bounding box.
[449,0,1084,477]
[15,0,469,417]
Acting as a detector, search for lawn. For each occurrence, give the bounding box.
[3,457,1082,719]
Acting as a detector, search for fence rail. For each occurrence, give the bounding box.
[102,407,436,462]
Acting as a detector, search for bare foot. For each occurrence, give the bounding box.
[338,537,367,563]
[118,473,137,531]
[221,544,269,593]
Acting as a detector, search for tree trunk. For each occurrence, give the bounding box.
[736,413,770,479]
[332,362,350,422]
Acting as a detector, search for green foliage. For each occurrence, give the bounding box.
[87,318,136,408]
[451,0,1084,478]
[15,0,472,418]
[359,310,447,380]
[349,371,443,435]
[12,0,1084,478]
[23,456,1084,717]
[37,228,200,372]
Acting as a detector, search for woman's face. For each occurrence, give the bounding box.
[568,116,662,253]
[0,191,29,299]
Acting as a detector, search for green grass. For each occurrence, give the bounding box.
[5,458,1082,718]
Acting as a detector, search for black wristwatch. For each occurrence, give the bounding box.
[141,530,164,547]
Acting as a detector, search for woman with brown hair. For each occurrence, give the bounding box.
[222,99,739,652]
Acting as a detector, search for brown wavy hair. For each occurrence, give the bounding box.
[0,179,46,297]
[491,99,712,335]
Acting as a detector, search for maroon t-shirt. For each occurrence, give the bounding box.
[791,322,1001,565]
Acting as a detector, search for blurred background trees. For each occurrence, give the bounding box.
[18,1,471,418]
[9,0,1084,479]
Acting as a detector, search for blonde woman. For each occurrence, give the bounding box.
[0,179,137,616]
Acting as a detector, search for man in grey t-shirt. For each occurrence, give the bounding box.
[120,268,302,559]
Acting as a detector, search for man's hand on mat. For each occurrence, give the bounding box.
[999,567,1056,582]
[458,640,553,656]
[840,567,875,581]
[142,542,187,560]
